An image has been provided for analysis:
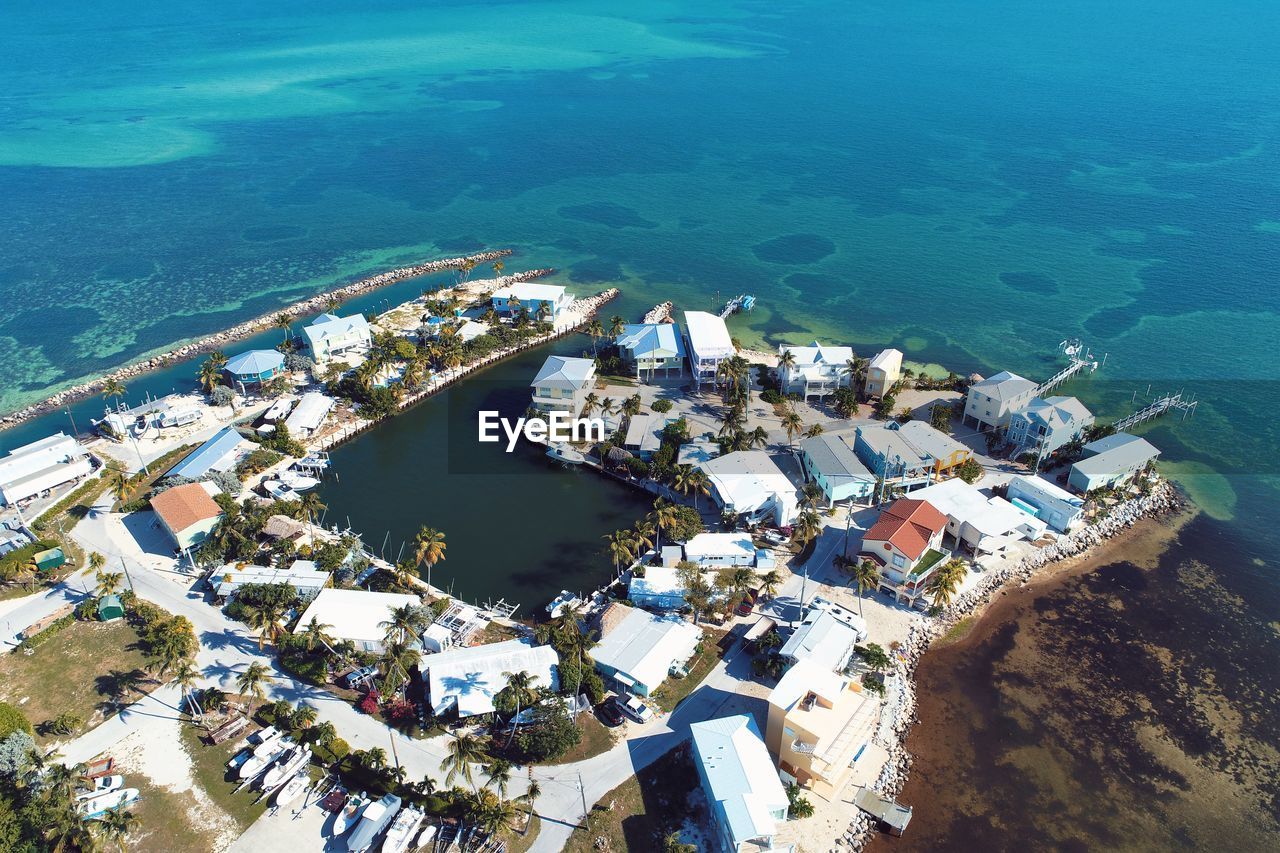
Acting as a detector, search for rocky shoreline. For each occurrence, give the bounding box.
[0,249,514,433]
[839,480,1184,850]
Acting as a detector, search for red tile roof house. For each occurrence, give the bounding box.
[857,498,949,608]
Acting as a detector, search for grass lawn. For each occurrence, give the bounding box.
[562,744,702,853]
[546,714,619,765]
[649,627,728,714]
[500,812,541,853]
[127,774,221,853]
[179,722,271,831]
[0,619,156,740]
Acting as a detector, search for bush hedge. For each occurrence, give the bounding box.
[0,702,33,739]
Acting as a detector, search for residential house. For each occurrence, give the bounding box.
[1006,474,1084,533]
[779,341,853,399]
[591,603,701,697]
[699,451,800,527]
[615,323,685,378]
[1068,433,1160,493]
[0,433,94,507]
[529,355,596,415]
[292,588,422,655]
[683,311,735,388]
[858,498,949,608]
[911,478,1048,555]
[490,282,572,323]
[778,598,868,672]
[283,392,335,437]
[1006,395,1094,457]
[683,533,758,568]
[223,350,285,391]
[962,370,1038,431]
[690,715,790,853]
[301,312,371,364]
[863,348,903,398]
[853,424,934,491]
[167,427,250,481]
[798,432,876,505]
[766,658,879,799]
[893,421,972,479]
[151,482,223,552]
[628,566,689,610]
[211,559,331,601]
[424,638,559,718]
[622,413,675,459]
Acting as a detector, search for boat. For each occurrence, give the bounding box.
[347,793,401,853]
[238,738,289,780]
[251,725,280,747]
[77,775,124,800]
[332,792,367,836]
[414,824,438,848]
[78,788,140,819]
[260,744,311,790]
[274,774,310,808]
[381,806,425,853]
[263,479,302,502]
[546,442,585,465]
[278,470,320,492]
[546,590,583,619]
[297,452,330,472]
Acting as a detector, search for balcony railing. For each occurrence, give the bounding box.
[791,739,817,755]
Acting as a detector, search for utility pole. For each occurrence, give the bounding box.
[119,555,135,592]
[577,773,589,829]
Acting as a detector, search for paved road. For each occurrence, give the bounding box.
[0,566,96,649]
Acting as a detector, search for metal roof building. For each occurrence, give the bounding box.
[690,715,790,853]
[167,427,250,481]
[425,638,559,718]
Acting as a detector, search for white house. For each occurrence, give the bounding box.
[683,533,758,568]
[912,478,1048,555]
[622,413,674,459]
[683,311,735,389]
[699,451,799,527]
[491,282,572,323]
[963,370,1038,431]
[779,341,852,399]
[615,323,685,378]
[864,348,903,398]
[424,638,559,718]
[0,433,94,507]
[628,566,689,610]
[1006,396,1094,457]
[1006,474,1084,533]
[798,432,876,505]
[283,392,335,437]
[292,588,422,654]
[1068,433,1160,492]
[779,598,868,672]
[211,559,331,600]
[591,604,701,697]
[530,355,596,414]
[690,715,790,853]
[301,312,371,364]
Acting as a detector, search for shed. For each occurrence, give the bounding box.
[33,547,66,572]
[854,787,913,836]
[97,595,125,621]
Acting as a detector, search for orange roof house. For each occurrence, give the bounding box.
[858,498,949,608]
[150,482,223,552]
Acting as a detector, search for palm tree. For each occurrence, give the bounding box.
[498,671,541,747]
[648,498,679,551]
[380,640,420,696]
[197,356,224,393]
[95,570,124,598]
[602,529,636,575]
[245,601,287,649]
[274,313,293,344]
[608,315,626,338]
[523,779,541,818]
[298,492,325,541]
[363,747,388,771]
[781,407,804,448]
[235,662,270,715]
[631,520,655,555]
[586,318,604,356]
[687,468,710,509]
[173,659,203,719]
[791,508,823,548]
[380,603,428,645]
[109,471,131,505]
[414,525,447,589]
[466,788,520,837]
[492,259,505,279]
[101,378,127,407]
[848,558,882,618]
[92,804,139,851]
[777,347,796,378]
[622,394,642,417]
[926,559,966,610]
[291,704,318,730]
[309,721,338,748]
[299,616,335,654]
[746,425,770,450]
[599,397,616,420]
[484,759,512,802]
[805,423,824,438]
[581,392,600,417]
[759,569,782,599]
[441,732,489,790]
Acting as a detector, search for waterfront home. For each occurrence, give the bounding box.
[690,715,790,853]
[615,323,686,378]
[779,598,868,672]
[1006,395,1094,457]
[167,426,250,481]
[676,440,720,467]
[0,432,94,507]
[490,281,572,323]
[210,559,330,601]
[628,566,690,610]
[911,478,1048,555]
[893,420,972,479]
[301,312,371,364]
[283,391,335,437]
[962,370,1038,431]
[530,355,597,415]
[853,424,934,491]
[622,413,676,459]
[683,532,758,568]
[799,432,876,505]
[1068,433,1160,492]
[863,348,903,398]
[150,482,223,553]
[292,588,421,655]
[858,498,949,608]
[767,658,879,800]
[683,311,735,389]
[591,603,701,697]
[457,319,488,343]
[1006,474,1085,532]
[699,450,800,527]
[779,341,853,399]
[223,350,286,391]
[424,638,559,718]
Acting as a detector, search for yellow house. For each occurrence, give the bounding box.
[765,658,880,800]
[863,348,902,398]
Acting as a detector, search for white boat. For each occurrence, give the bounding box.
[251,725,280,747]
[546,590,583,619]
[347,793,401,853]
[78,788,140,819]
[239,738,289,780]
[546,442,585,465]
[263,479,302,502]
[278,470,320,492]
[297,453,330,472]
[77,775,124,800]
[274,775,310,808]
[261,744,311,790]
[414,824,438,848]
[381,806,425,853]
[333,793,367,836]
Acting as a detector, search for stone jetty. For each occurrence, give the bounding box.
[641,301,674,324]
[841,481,1184,850]
[0,249,514,433]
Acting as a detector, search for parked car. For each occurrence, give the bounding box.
[735,588,759,617]
[596,698,625,727]
[620,695,654,724]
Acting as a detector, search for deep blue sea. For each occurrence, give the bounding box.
[2,1,1276,846]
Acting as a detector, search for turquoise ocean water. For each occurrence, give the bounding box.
[2,1,1277,845]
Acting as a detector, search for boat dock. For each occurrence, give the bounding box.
[718,293,756,318]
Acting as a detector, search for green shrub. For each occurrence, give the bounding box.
[0,703,33,739]
[651,399,673,413]
[759,389,783,405]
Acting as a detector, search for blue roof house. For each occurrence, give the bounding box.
[615,323,685,379]
[167,427,250,480]
[224,350,285,390]
[690,715,790,853]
